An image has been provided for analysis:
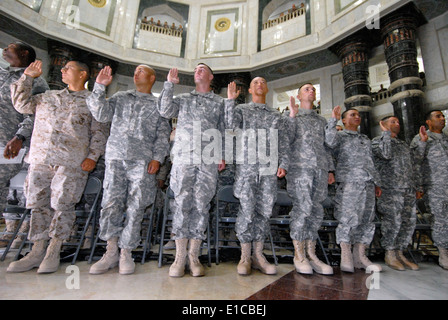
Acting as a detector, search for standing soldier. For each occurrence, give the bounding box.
[87,65,171,275]
[0,42,48,248]
[326,107,382,273]
[372,116,419,271]
[7,60,108,273]
[286,83,334,275]
[229,77,289,276]
[158,64,239,277]
[411,110,448,270]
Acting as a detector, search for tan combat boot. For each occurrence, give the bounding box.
[0,219,19,248]
[438,247,448,270]
[188,239,205,277]
[340,242,354,273]
[396,251,419,271]
[89,237,119,274]
[169,238,188,277]
[7,239,47,273]
[292,240,313,274]
[237,242,251,276]
[10,220,30,249]
[119,249,135,275]
[37,237,63,274]
[252,241,277,275]
[306,240,333,275]
[353,243,382,272]
[385,250,405,271]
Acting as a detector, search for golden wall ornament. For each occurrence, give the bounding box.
[88,0,107,8]
[214,17,231,32]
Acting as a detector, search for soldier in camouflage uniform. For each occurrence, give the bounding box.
[0,42,48,247]
[372,116,419,271]
[87,65,170,275]
[158,65,239,277]
[325,107,382,273]
[228,77,289,276]
[7,60,108,274]
[286,83,334,275]
[411,110,448,270]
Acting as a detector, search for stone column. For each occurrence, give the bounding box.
[333,33,373,137]
[47,40,76,90]
[381,8,424,144]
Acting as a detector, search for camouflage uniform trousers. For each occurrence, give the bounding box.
[287,168,328,241]
[99,160,157,250]
[234,167,277,243]
[424,186,448,248]
[169,162,218,241]
[25,164,88,241]
[376,188,416,250]
[0,163,23,215]
[333,181,376,245]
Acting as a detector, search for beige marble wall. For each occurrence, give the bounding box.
[0,0,408,73]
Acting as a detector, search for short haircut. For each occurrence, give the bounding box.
[298,83,313,91]
[381,115,398,122]
[425,110,442,121]
[73,61,90,79]
[341,109,360,120]
[13,41,36,66]
[196,62,214,75]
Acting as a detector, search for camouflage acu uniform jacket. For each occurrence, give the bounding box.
[372,131,417,190]
[158,81,234,164]
[286,108,334,171]
[410,130,448,188]
[325,118,380,185]
[87,83,170,163]
[230,102,289,172]
[0,66,48,145]
[10,74,108,167]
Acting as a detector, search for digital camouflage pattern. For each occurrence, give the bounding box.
[411,131,448,248]
[10,74,107,241]
[158,81,235,240]
[286,108,334,241]
[229,102,289,243]
[373,131,417,250]
[87,82,170,249]
[326,118,379,245]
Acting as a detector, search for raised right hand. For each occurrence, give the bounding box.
[289,96,299,118]
[167,68,180,84]
[332,105,342,120]
[24,60,43,78]
[419,126,428,142]
[96,66,113,86]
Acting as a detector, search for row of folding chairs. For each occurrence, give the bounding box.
[1,178,436,268]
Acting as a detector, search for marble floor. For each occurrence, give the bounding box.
[0,247,447,301]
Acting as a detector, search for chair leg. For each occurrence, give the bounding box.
[317,234,330,266]
[72,211,94,265]
[1,209,30,261]
[207,219,211,267]
[158,207,168,268]
[268,226,278,266]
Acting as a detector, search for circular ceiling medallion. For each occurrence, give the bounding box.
[88,0,107,8]
[215,17,231,32]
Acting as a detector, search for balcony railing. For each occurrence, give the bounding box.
[262,7,306,30]
[140,23,183,38]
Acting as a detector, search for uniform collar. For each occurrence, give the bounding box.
[250,101,271,111]
[191,89,215,99]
